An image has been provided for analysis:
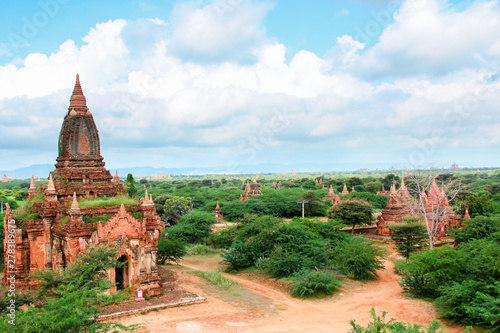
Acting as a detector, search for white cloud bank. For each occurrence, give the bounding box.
[1,0,500,171]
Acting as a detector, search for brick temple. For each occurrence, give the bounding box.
[3,75,165,296]
[239,179,262,201]
[376,178,461,236]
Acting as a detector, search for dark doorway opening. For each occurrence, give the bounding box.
[115,255,128,290]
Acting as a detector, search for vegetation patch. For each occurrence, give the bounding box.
[290,270,342,298]
[83,214,113,224]
[77,195,137,208]
[195,270,240,289]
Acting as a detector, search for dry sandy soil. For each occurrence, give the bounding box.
[118,251,466,333]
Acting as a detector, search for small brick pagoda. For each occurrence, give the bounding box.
[239,179,262,201]
[323,185,341,204]
[3,75,165,296]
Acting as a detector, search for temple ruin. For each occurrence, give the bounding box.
[3,75,165,296]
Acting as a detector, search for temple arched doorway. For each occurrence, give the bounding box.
[115,255,129,290]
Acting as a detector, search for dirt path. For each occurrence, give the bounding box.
[118,254,466,333]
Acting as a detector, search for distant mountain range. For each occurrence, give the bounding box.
[0,162,472,179]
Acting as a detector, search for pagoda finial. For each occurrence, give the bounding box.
[215,200,220,209]
[68,73,88,113]
[71,192,80,210]
[114,171,120,184]
[47,174,56,192]
[29,175,36,190]
[145,189,149,201]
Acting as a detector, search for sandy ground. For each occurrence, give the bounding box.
[118,251,466,333]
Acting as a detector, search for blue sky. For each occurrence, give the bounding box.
[1,0,499,173]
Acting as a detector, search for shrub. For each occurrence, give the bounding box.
[290,270,342,298]
[221,241,256,270]
[453,216,500,244]
[157,236,187,264]
[167,212,216,244]
[333,237,385,281]
[348,307,448,333]
[400,246,465,298]
[206,226,237,249]
[186,244,218,256]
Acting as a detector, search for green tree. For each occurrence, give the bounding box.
[453,216,500,244]
[389,217,427,263]
[167,212,216,243]
[301,179,317,190]
[0,245,135,332]
[327,199,373,234]
[163,196,193,225]
[126,173,137,198]
[297,191,324,217]
[157,233,187,264]
[364,181,383,194]
[467,194,495,217]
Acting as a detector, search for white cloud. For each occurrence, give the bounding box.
[2,0,500,170]
[354,0,500,78]
[169,1,272,62]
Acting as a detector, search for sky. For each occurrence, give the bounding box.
[1,0,500,173]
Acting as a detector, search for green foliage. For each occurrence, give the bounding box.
[77,195,137,208]
[389,218,427,262]
[400,236,500,330]
[327,199,374,233]
[333,237,386,281]
[82,214,113,224]
[290,270,342,297]
[126,173,137,199]
[195,271,239,289]
[364,181,383,194]
[206,226,238,249]
[348,307,448,333]
[163,196,193,225]
[221,240,256,270]
[343,192,388,209]
[0,245,135,332]
[166,212,215,243]
[466,194,495,217]
[157,235,187,264]
[400,246,465,298]
[186,244,218,255]
[297,191,326,217]
[453,216,500,244]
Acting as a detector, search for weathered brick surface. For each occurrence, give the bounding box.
[3,75,165,296]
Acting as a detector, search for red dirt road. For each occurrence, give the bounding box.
[118,254,466,333]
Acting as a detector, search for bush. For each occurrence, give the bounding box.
[221,241,256,270]
[186,244,218,256]
[167,212,216,244]
[400,246,464,298]
[206,226,238,249]
[157,236,187,264]
[348,307,448,333]
[333,237,385,281]
[453,216,500,244]
[290,270,342,298]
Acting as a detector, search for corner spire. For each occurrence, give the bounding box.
[71,192,80,211]
[69,73,88,114]
[47,174,56,193]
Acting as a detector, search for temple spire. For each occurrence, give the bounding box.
[47,174,56,193]
[69,73,88,113]
[70,192,80,211]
